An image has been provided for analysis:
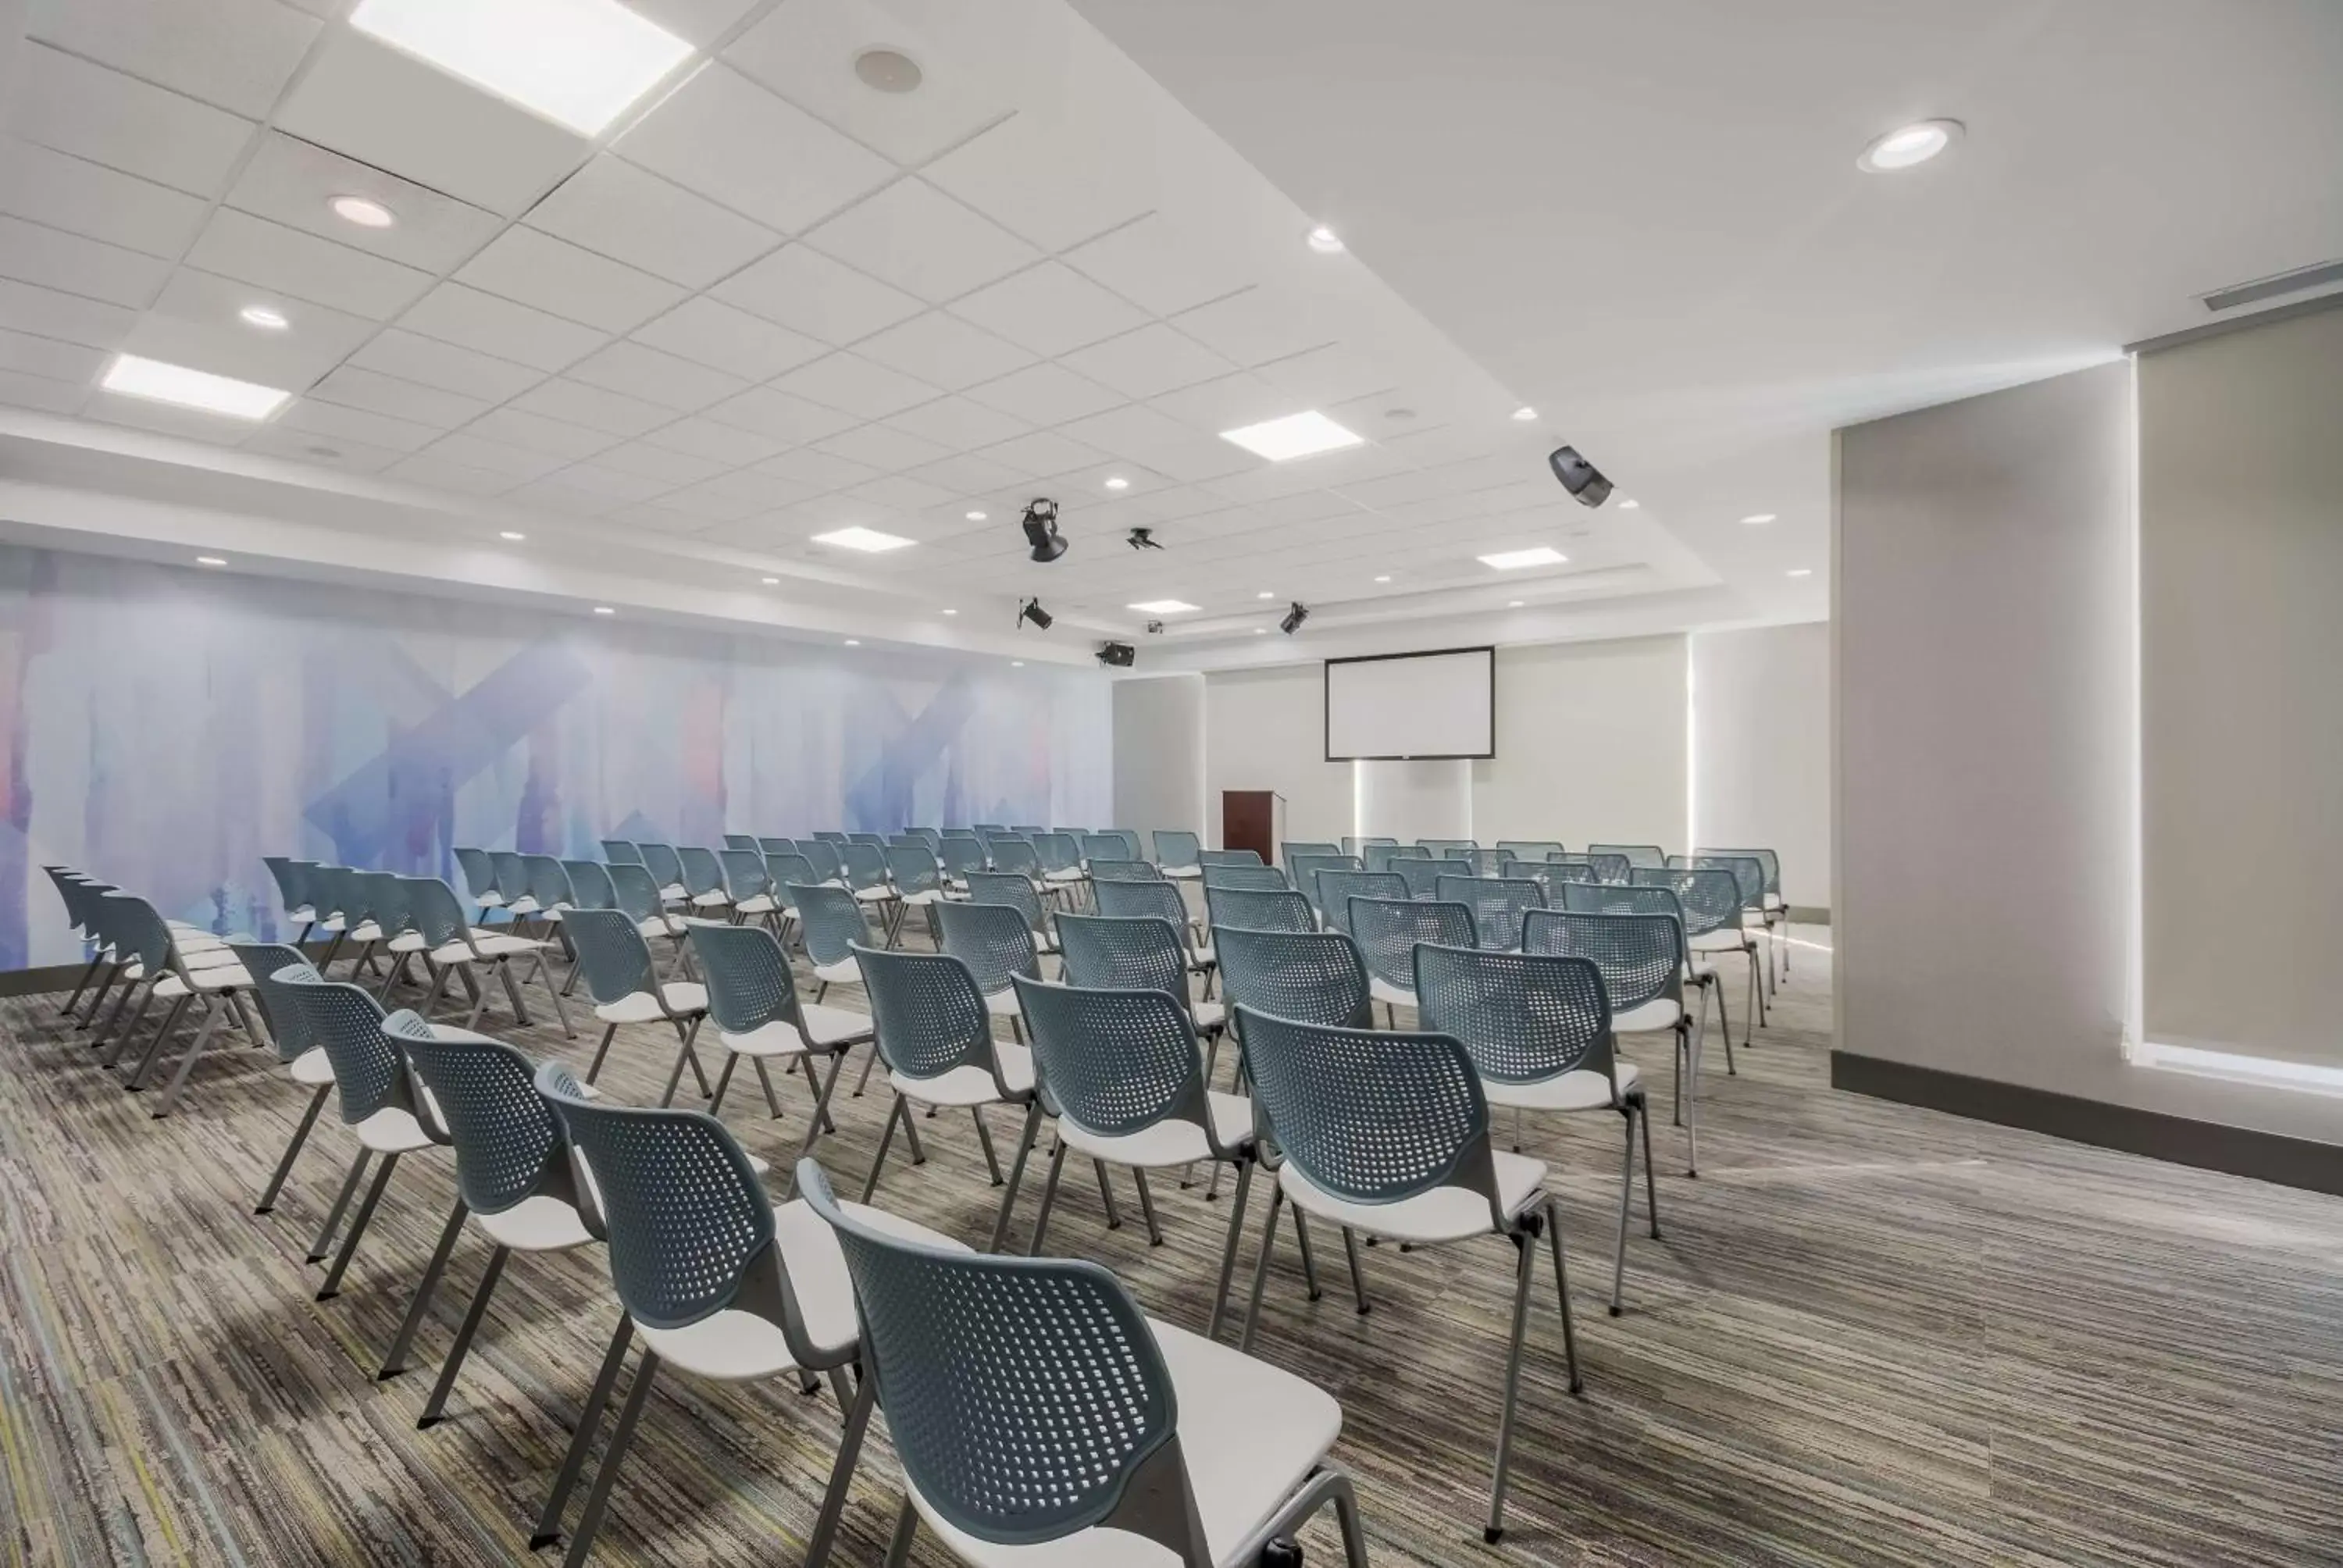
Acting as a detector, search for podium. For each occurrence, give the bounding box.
[1221,790,1286,864]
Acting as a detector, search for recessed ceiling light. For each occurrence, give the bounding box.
[499,530,526,541]
[853,47,922,94]
[811,526,913,553]
[1507,600,1524,608]
[593,605,615,615]
[1011,660,1025,668]
[1479,546,1568,571]
[1858,119,1961,173]
[845,639,861,647]
[239,305,289,331]
[328,194,394,229]
[965,510,986,522]
[1788,568,1814,578]
[942,608,958,616]
[1221,410,1363,462]
[761,576,779,584]
[1128,599,1199,615]
[1510,406,1537,422]
[103,354,289,419]
[1307,225,1344,254]
[1256,590,1275,600]
[1254,627,1268,635]
[1617,498,1640,510]
[1104,476,1129,490]
[348,0,694,136]
[1374,574,1392,583]
[194,555,227,567]
[1385,407,1417,422]
[1740,512,1777,525]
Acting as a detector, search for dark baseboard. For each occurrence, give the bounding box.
[1831,1050,2343,1197]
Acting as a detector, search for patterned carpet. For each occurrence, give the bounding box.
[4,926,2342,1566]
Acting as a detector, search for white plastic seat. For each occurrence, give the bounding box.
[735,893,778,915]
[1484,1060,1640,1114]
[1689,928,1749,953]
[288,1047,336,1087]
[353,1106,436,1156]
[799,1002,873,1046]
[851,886,893,905]
[636,914,687,940]
[474,1195,595,1253]
[1614,996,1683,1033]
[983,988,1020,1018]
[593,982,708,1025]
[900,889,945,907]
[1278,1149,1547,1245]
[814,958,859,985]
[892,1041,1035,1108]
[1368,975,1414,1009]
[1162,864,1202,880]
[1057,1091,1254,1171]
[1193,999,1226,1032]
[690,890,729,909]
[153,965,248,999]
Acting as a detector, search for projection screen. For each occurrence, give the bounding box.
[1324,647,1496,761]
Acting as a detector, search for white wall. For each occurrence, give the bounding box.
[1692,622,1831,909]
[1357,758,1473,843]
[1202,663,1351,845]
[1470,636,1689,849]
[1111,675,1205,843]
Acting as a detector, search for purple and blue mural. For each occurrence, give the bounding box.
[0,546,1111,969]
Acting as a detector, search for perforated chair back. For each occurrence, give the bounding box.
[404,878,476,952]
[452,848,501,907]
[493,853,533,907]
[797,839,846,883]
[1363,843,1418,873]
[565,859,617,911]
[362,871,414,939]
[1587,843,1666,870]
[724,834,761,852]
[1204,884,1315,935]
[934,900,1040,996]
[838,842,892,893]
[1316,871,1407,936]
[1496,840,1565,862]
[601,839,644,865]
[1215,926,1372,1030]
[1087,857,1161,884]
[1435,875,1546,950]
[847,832,886,847]
[719,849,773,903]
[765,852,817,896]
[562,907,657,1006]
[1196,848,1263,868]
[1349,896,1476,991]
[989,838,1042,879]
[1342,836,1398,857]
[1579,852,1629,883]
[791,884,874,968]
[853,945,1004,1085]
[1077,832,1126,866]
[1279,841,1340,875]
[1093,878,1193,937]
[797,1159,1201,1555]
[1200,861,1287,892]
[1418,839,1475,856]
[394,1018,574,1214]
[1563,879,1685,924]
[938,838,988,883]
[966,870,1050,939]
[905,827,943,850]
[606,862,668,926]
[1700,847,1781,903]
[758,837,796,857]
[678,846,728,901]
[1522,908,1682,1013]
[884,843,943,899]
[813,832,850,845]
[1290,853,1363,914]
[639,843,686,893]
[1498,859,1575,901]
[1153,829,1201,868]
[687,921,810,1038]
[1635,866,1741,937]
[1054,914,1187,1002]
[526,855,576,913]
[1675,853,1763,911]
[233,943,317,1063]
[1415,944,1619,1092]
[1015,975,1214,1142]
[100,892,173,975]
[281,968,413,1125]
[1442,847,1504,878]
[310,864,355,922]
[1393,856,1451,901]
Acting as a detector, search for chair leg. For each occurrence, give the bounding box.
[124,994,201,1089]
[148,997,230,1112]
[1640,1093,1663,1238]
[308,1149,372,1263]
[1132,1168,1164,1247]
[861,1096,908,1201]
[972,1107,1004,1186]
[417,1242,508,1427]
[986,1102,1043,1253]
[1028,1141,1069,1256]
[851,1044,879,1098]
[562,1349,661,1568]
[61,952,104,1017]
[317,1151,400,1301]
[532,1317,633,1547]
[708,1053,740,1117]
[1239,1184,1287,1356]
[1681,1022,1700,1177]
[380,1199,470,1380]
[84,965,130,1041]
[1483,1230,1540,1545]
[1611,1108,1635,1317]
[783,1053,852,1197]
[799,1054,837,1133]
[533,953,575,1038]
[585,1023,617,1083]
[752,1057,783,1120]
[76,961,123,1031]
[257,1084,330,1214]
[1342,1224,1369,1313]
[1714,975,1736,1076]
[806,1367,879,1568]
[495,958,533,1027]
[1093,1158,1122,1230]
[678,1016,711,1098]
[1291,1207,1324,1300]
[1544,1199,1583,1392]
[883,1498,920,1568]
[1207,1160,1255,1342]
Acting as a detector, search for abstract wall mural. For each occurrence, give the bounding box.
[0,546,1111,970]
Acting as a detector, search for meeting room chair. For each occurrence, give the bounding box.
[1204,883,1317,937]
[1280,840,1342,876]
[936,836,988,893]
[965,869,1059,955]
[1153,829,1204,878]
[1057,910,1225,1043]
[561,907,711,1103]
[1701,846,1788,985]
[686,921,868,1182]
[1656,860,1766,1042]
[606,862,694,979]
[1528,903,1703,1174]
[1436,873,1547,952]
[1347,895,1476,1022]
[882,841,950,946]
[1196,848,1264,868]
[718,848,779,925]
[1342,835,1399,857]
[451,849,506,924]
[405,878,572,1038]
[1393,856,1451,901]
[790,882,879,1000]
[675,846,733,918]
[1291,852,1365,918]
[1496,839,1565,861]
[234,943,337,1217]
[1093,876,1215,991]
[1202,861,1289,892]
[1587,843,1666,870]
[599,839,643,866]
[1418,838,1476,856]
[934,898,1046,1039]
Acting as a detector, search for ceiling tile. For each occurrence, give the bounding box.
[726,0,1007,166]
[1171,287,1340,369]
[615,65,893,234]
[0,326,106,383]
[568,340,748,412]
[129,268,376,387]
[629,298,826,382]
[276,396,441,453]
[978,429,1110,479]
[223,133,503,274]
[30,0,320,119]
[1065,214,1251,317]
[1057,403,1207,460]
[0,216,169,308]
[712,244,922,344]
[1259,343,1400,409]
[627,0,762,46]
[814,422,950,471]
[608,501,715,536]
[1135,435,1269,484]
[531,462,679,503]
[847,474,953,512]
[527,156,782,290]
[643,415,793,466]
[963,362,1122,426]
[773,351,939,419]
[0,366,88,415]
[385,452,521,498]
[651,478,783,522]
[923,112,1151,253]
[1060,323,1236,401]
[947,262,1149,358]
[456,226,684,334]
[419,433,569,483]
[8,46,255,198]
[349,330,547,404]
[185,208,435,319]
[510,378,675,439]
[855,312,1034,393]
[83,387,255,444]
[501,477,625,517]
[0,144,209,258]
[752,447,881,492]
[1147,372,1298,435]
[401,283,608,372]
[802,179,1036,304]
[242,425,402,474]
[275,30,590,216]
[594,440,729,486]
[883,394,1031,451]
[465,407,617,463]
[903,452,1032,497]
[704,384,861,446]
[309,365,491,429]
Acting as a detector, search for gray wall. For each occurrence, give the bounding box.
[1111,674,1205,843]
[1692,622,1831,910]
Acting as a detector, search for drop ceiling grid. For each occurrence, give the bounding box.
[0,0,1593,622]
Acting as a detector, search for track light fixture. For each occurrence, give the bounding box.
[1126,526,1164,551]
[1280,600,1310,635]
[1017,597,1053,631]
[1022,497,1067,563]
[1096,641,1136,668]
[1143,619,1165,634]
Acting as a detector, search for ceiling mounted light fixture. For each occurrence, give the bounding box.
[104,354,290,419]
[239,305,289,330]
[1017,597,1052,631]
[1788,568,1814,578]
[1128,599,1198,615]
[1617,498,1640,510]
[1022,498,1067,563]
[1479,546,1568,571]
[1104,476,1129,490]
[1511,406,1537,422]
[811,526,913,552]
[761,576,779,584]
[195,555,228,567]
[1858,119,1962,173]
[965,510,986,522]
[593,605,615,615]
[329,194,395,229]
[1740,512,1777,526]
[942,608,958,615]
[1306,225,1344,254]
[1373,574,1392,583]
[1279,601,1310,635]
[348,0,694,137]
[1221,410,1362,462]
[1507,600,1524,608]
[853,48,922,94]
[499,529,526,540]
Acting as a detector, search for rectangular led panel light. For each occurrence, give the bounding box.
[102,355,290,419]
[1127,599,1199,614]
[812,526,915,553]
[1478,546,1568,571]
[350,0,694,137]
[1219,410,1363,462]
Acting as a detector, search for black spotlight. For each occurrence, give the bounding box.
[1546,444,1613,508]
[1021,497,1067,562]
[1017,597,1053,630]
[1143,619,1165,635]
[1126,526,1164,551]
[1097,641,1136,668]
[1280,600,1309,635]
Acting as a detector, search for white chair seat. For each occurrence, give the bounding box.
[900,889,945,906]
[801,1003,873,1047]
[1035,932,1060,955]
[179,946,246,970]
[735,894,778,915]
[1279,1149,1546,1245]
[287,905,319,921]
[852,886,897,905]
[1043,868,1086,884]
[430,932,543,964]
[505,897,543,916]
[904,1317,1342,1568]
[154,966,246,998]
[718,1021,808,1059]
[348,921,384,943]
[475,1194,594,1253]
[636,1199,967,1380]
[1193,999,1226,1032]
[354,1107,436,1155]
[658,884,687,902]
[594,982,708,1025]
[814,958,860,985]
[690,890,730,908]
[636,915,686,940]
[388,932,428,953]
[984,989,1022,1018]
[1162,864,1201,880]
[893,1042,1035,1109]
[1763,893,1785,911]
[1484,1060,1639,1114]
[288,1047,335,1087]
[1614,997,1683,1033]
[1059,1092,1254,1171]
[1689,928,1749,953]
[473,893,506,908]
[1368,975,1414,1008]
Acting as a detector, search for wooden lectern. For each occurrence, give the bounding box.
[1221,790,1286,864]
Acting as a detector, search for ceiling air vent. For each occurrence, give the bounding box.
[2199,258,2343,313]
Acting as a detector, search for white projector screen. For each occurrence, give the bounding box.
[1325,647,1496,761]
